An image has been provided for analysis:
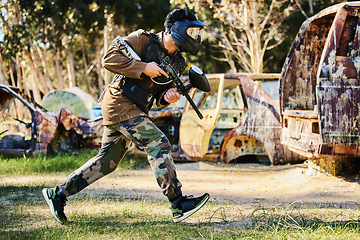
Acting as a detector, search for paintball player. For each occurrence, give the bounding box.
[42,8,210,224]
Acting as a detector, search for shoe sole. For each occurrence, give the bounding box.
[42,189,64,224]
[173,193,210,223]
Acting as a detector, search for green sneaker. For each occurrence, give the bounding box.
[42,187,68,224]
[170,193,210,223]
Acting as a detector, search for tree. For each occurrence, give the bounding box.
[0,0,51,102]
[0,0,171,101]
[172,0,296,73]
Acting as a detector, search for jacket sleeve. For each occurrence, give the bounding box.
[155,82,177,108]
[102,30,149,79]
[156,91,171,108]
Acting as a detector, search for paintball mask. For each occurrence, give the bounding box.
[171,20,207,56]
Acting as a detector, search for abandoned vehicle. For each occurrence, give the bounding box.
[0,84,103,155]
[179,73,303,165]
[280,2,360,174]
[132,73,304,165]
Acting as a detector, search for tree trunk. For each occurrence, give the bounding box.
[0,51,7,84]
[24,49,46,100]
[95,36,103,96]
[8,60,16,86]
[21,64,32,98]
[250,1,263,74]
[25,36,49,95]
[55,49,64,90]
[11,2,48,95]
[64,35,76,88]
[67,52,76,87]
[35,44,54,91]
[30,67,42,103]
[49,16,64,90]
[81,39,97,96]
[81,39,90,90]
[309,0,313,14]
[25,52,46,94]
[103,7,111,86]
[16,55,23,91]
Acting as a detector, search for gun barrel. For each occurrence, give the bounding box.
[172,77,203,119]
[159,56,205,120]
[185,93,204,119]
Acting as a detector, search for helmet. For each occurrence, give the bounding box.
[171,20,207,56]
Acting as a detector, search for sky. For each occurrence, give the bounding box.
[0,0,6,41]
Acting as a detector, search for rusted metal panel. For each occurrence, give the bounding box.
[57,108,103,139]
[281,110,321,158]
[317,79,360,147]
[34,111,58,153]
[280,14,334,112]
[230,75,282,164]
[221,131,267,164]
[221,74,304,164]
[0,84,103,156]
[280,2,360,161]
[317,6,360,153]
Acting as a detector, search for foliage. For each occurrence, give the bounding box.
[172,0,298,73]
[172,0,349,74]
[0,0,171,99]
[0,0,352,101]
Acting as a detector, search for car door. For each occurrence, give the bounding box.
[179,74,225,158]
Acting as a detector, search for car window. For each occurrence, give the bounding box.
[336,15,358,57]
[193,85,244,110]
[0,94,32,143]
[222,87,243,109]
[261,81,279,100]
[200,92,217,109]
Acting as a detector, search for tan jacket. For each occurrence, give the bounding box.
[101,30,171,125]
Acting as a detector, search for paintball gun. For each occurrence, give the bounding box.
[112,35,210,119]
[158,56,210,119]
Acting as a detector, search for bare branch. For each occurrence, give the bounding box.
[175,0,296,73]
[0,9,13,36]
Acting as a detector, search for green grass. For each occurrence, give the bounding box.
[1,189,360,239]
[0,148,149,174]
[1,150,360,239]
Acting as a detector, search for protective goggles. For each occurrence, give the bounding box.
[186,27,202,40]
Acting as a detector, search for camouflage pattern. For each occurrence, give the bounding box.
[60,117,182,200]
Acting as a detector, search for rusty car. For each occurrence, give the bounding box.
[178,73,303,164]
[131,73,303,165]
[280,2,360,174]
[0,84,103,155]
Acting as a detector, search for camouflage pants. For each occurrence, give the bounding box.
[59,117,182,201]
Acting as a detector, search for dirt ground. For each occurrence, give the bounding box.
[74,161,360,209]
[4,161,360,210]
